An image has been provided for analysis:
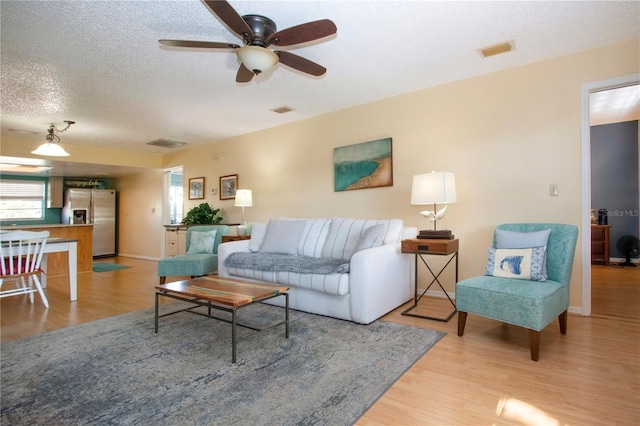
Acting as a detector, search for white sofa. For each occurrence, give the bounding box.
[218,217,417,324]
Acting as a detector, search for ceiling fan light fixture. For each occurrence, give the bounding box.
[237,46,278,74]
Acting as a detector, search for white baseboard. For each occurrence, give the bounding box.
[418,288,453,300]
[609,257,639,265]
[117,253,161,262]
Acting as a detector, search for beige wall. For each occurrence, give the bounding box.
[0,137,164,169]
[161,39,639,310]
[115,169,165,259]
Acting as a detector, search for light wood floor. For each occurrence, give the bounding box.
[1,258,638,425]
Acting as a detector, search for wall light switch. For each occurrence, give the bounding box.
[549,184,559,197]
[211,188,217,195]
[151,207,157,214]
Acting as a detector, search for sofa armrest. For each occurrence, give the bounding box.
[349,241,413,324]
[217,239,250,278]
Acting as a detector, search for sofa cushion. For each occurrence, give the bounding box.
[352,223,385,255]
[250,218,331,257]
[275,271,350,296]
[295,218,331,257]
[185,225,228,255]
[259,219,307,254]
[382,219,404,244]
[186,230,217,254]
[485,247,547,281]
[495,228,551,279]
[321,217,402,260]
[223,266,278,283]
[495,228,551,249]
[249,222,267,252]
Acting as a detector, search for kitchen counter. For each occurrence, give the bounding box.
[0,224,93,274]
[1,224,93,229]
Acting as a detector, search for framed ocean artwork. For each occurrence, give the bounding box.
[333,138,393,192]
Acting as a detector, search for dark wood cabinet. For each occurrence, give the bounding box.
[591,225,611,266]
[222,235,251,243]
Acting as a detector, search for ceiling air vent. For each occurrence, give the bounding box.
[146,139,187,149]
[271,106,294,114]
[479,40,515,58]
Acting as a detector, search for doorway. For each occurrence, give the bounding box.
[581,74,640,316]
[163,167,184,225]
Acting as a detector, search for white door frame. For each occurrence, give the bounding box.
[580,73,640,316]
[162,166,183,258]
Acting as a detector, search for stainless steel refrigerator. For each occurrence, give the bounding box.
[62,188,116,257]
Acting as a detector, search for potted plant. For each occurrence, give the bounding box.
[182,203,223,225]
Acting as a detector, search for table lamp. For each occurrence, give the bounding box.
[234,189,253,225]
[410,171,456,239]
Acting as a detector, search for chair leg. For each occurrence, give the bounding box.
[159,276,166,284]
[22,277,35,304]
[457,311,468,336]
[558,310,568,334]
[31,275,49,308]
[528,329,540,361]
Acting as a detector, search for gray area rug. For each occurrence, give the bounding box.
[1,303,445,425]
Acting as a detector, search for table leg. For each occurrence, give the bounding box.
[232,308,237,364]
[402,252,457,322]
[285,292,290,338]
[154,292,159,333]
[41,254,48,289]
[68,241,78,301]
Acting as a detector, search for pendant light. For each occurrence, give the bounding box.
[31,120,75,157]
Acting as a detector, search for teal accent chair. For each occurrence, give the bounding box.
[158,225,229,284]
[456,223,578,361]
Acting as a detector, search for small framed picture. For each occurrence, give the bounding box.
[188,177,205,200]
[220,174,238,200]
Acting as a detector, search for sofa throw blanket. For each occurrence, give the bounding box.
[224,252,350,274]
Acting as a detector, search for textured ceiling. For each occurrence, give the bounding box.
[1,0,639,175]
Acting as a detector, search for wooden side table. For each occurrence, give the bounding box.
[591,225,611,266]
[222,235,251,243]
[401,238,459,322]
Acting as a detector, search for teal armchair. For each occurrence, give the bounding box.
[456,223,578,361]
[158,225,229,284]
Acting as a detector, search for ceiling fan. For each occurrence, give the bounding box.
[159,0,337,83]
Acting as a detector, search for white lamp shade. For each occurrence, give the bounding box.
[411,171,457,205]
[31,142,70,157]
[234,189,253,207]
[237,46,278,73]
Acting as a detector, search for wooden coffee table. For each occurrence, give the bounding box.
[155,276,290,363]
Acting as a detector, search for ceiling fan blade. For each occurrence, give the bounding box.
[236,64,255,83]
[159,40,239,49]
[269,19,337,47]
[275,51,327,76]
[204,0,254,40]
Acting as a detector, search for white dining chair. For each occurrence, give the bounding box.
[1,230,50,308]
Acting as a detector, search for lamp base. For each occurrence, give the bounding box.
[417,229,455,240]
